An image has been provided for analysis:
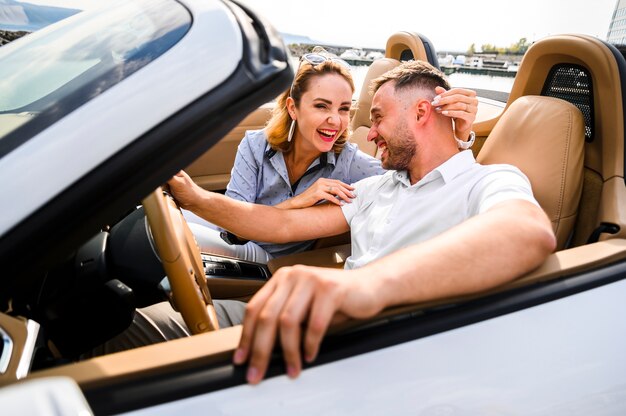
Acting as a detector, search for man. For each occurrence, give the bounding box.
[167,60,556,384]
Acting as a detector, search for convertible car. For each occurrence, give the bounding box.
[1,0,625,414]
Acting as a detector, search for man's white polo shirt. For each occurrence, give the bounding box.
[340,150,538,270]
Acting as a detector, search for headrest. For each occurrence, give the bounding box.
[349,58,400,156]
[351,58,399,131]
[477,95,585,249]
[385,31,433,64]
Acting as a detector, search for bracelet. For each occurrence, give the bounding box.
[455,131,476,150]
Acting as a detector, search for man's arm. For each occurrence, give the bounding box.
[365,199,556,308]
[168,171,349,243]
[234,199,556,384]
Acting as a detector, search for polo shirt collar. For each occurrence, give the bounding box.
[392,170,411,186]
[392,150,476,187]
[435,150,476,183]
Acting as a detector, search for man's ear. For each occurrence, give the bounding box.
[414,99,431,124]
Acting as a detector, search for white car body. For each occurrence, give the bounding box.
[123,280,626,415]
[0,0,625,415]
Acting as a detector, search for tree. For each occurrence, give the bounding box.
[481,43,496,53]
[509,38,530,54]
[473,38,531,56]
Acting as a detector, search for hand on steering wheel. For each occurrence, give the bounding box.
[142,187,219,334]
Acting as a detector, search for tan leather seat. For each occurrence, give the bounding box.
[350,58,400,157]
[474,34,626,245]
[384,31,439,62]
[477,95,585,250]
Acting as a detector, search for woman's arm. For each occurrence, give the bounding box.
[169,171,349,243]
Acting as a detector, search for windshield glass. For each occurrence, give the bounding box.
[0,0,191,156]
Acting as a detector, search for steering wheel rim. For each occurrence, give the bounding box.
[142,187,219,334]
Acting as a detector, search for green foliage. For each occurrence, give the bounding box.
[477,37,530,55]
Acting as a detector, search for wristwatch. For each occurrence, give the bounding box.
[455,130,476,150]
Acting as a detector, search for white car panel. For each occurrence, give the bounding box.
[124,279,626,415]
[0,0,242,236]
[0,377,93,416]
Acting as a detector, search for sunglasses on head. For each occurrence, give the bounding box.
[289,53,351,97]
[300,53,351,69]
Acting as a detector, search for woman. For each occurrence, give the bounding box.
[186,51,478,263]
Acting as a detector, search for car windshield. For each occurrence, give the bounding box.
[0,0,191,156]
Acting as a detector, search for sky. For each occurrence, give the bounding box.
[20,0,618,51]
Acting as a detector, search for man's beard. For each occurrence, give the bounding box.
[381,119,416,171]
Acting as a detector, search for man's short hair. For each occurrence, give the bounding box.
[371,60,451,95]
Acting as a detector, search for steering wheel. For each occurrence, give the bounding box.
[142,187,219,334]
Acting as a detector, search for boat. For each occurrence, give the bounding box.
[339,48,373,65]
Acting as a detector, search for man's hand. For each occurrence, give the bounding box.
[233,265,379,384]
[431,86,478,140]
[166,170,204,211]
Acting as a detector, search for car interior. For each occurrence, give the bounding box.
[2,30,626,413]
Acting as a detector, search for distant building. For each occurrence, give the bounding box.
[608,0,626,44]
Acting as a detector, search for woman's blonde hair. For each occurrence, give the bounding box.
[265,58,355,154]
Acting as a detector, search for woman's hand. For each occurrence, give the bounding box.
[166,170,204,211]
[278,178,355,209]
[431,86,478,141]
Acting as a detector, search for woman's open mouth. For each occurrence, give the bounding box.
[318,129,338,142]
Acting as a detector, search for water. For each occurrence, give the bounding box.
[288,57,515,99]
[448,72,515,93]
[350,64,515,98]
